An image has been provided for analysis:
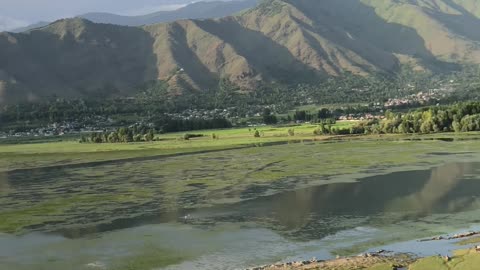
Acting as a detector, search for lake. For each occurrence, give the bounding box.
[1,139,480,269]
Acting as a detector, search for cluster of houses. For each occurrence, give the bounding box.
[338,113,385,121]
[164,106,267,120]
[165,108,233,120]
[0,116,114,139]
[384,86,453,108]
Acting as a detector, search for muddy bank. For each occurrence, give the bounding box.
[248,251,413,270]
[250,231,480,270]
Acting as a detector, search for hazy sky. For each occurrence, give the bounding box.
[0,0,212,31]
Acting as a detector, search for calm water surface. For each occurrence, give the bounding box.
[2,159,480,269]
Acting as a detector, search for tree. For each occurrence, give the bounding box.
[133,134,143,142]
[125,129,134,142]
[420,120,434,134]
[318,108,332,119]
[294,110,307,122]
[107,132,119,143]
[263,108,278,125]
[452,120,462,132]
[145,129,155,141]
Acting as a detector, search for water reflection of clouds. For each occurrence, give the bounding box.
[384,163,472,216]
[247,163,480,240]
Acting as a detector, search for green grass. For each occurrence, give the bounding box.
[409,249,480,270]
[0,122,356,172]
[456,236,480,246]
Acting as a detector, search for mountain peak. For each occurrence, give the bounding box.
[34,17,95,38]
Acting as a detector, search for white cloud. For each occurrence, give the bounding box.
[0,15,29,31]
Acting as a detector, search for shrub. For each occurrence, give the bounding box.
[183,133,204,140]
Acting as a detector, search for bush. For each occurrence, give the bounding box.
[254,130,261,138]
[313,124,329,135]
[183,133,204,140]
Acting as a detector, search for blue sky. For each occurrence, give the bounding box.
[0,0,217,30]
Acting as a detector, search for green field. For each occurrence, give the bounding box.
[0,122,356,172]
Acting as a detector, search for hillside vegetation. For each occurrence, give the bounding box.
[2,0,480,103]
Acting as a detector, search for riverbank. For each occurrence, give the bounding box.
[251,232,480,270]
[250,251,413,270]
[252,248,480,270]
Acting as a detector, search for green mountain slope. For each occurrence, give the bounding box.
[2,0,480,103]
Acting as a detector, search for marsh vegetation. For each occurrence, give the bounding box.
[2,129,480,269]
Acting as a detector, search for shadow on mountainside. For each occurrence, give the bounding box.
[167,22,219,90]
[426,0,480,43]
[288,0,460,73]
[194,17,323,85]
[0,19,158,102]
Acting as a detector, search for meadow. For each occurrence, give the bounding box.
[0,122,356,172]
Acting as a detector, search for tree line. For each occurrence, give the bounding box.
[362,102,480,134]
[305,102,480,136]
[81,126,155,143]
[341,102,480,135]
[154,118,232,133]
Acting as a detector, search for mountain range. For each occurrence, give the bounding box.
[10,0,259,32]
[2,0,480,104]
[81,0,259,26]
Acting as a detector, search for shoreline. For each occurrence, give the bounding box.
[248,250,414,270]
[248,231,480,270]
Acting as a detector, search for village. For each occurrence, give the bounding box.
[384,82,455,108]
[0,85,456,139]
